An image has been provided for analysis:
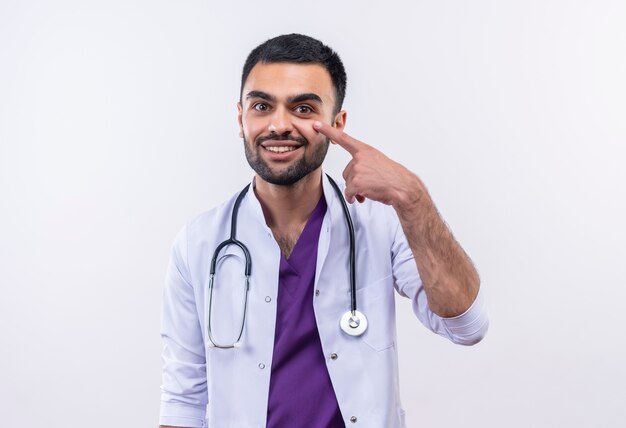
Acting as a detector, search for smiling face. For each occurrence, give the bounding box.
[238,62,346,186]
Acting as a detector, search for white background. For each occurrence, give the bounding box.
[1,0,625,426]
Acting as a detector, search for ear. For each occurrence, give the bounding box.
[237,102,244,138]
[237,102,243,138]
[333,110,347,131]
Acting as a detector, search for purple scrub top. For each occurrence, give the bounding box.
[266,195,345,428]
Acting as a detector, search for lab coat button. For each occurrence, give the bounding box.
[330,353,338,360]
[350,416,357,423]
[265,296,272,302]
[315,289,320,296]
[258,363,265,369]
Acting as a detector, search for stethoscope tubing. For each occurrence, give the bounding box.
[326,175,358,315]
[210,184,252,277]
[207,184,251,348]
[207,174,365,348]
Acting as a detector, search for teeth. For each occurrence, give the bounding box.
[265,146,297,153]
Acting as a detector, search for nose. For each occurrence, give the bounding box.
[268,107,293,135]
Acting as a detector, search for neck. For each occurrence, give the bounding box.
[254,169,324,230]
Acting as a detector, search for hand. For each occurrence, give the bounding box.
[313,123,480,319]
[313,121,423,208]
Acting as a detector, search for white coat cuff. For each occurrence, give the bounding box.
[159,402,206,427]
[440,287,489,345]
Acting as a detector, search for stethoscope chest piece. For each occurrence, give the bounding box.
[340,310,368,336]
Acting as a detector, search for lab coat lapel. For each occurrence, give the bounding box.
[314,173,352,309]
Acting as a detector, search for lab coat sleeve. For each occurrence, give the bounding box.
[390,216,489,345]
[160,224,208,427]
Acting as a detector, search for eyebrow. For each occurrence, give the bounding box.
[245,91,323,105]
[288,93,323,105]
[245,90,275,102]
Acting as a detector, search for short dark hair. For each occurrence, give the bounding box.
[240,34,347,114]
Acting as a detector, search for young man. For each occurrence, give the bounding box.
[160,34,488,428]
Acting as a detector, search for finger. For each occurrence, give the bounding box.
[342,159,356,182]
[344,187,355,204]
[343,161,366,203]
[343,179,363,204]
[313,121,363,155]
[344,187,365,204]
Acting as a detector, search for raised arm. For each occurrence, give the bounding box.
[313,121,479,318]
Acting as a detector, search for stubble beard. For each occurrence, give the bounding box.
[243,133,330,186]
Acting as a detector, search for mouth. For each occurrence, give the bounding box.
[263,145,299,153]
[260,140,303,155]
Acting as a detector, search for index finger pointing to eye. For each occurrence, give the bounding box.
[313,121,361,155]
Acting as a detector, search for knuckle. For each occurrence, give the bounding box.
[351,163,364,175]
[354,152,366,162]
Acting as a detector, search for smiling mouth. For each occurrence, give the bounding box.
[263,146,299,153]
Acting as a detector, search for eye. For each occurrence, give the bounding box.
[295,105,313,114]
[253,102,270,112]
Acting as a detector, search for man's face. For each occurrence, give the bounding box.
[238,62,345,186]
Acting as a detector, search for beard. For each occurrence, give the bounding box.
[243,132,330,186]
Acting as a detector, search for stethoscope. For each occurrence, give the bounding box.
[207,174,368,349]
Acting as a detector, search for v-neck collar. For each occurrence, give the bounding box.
[280,194,327,271]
